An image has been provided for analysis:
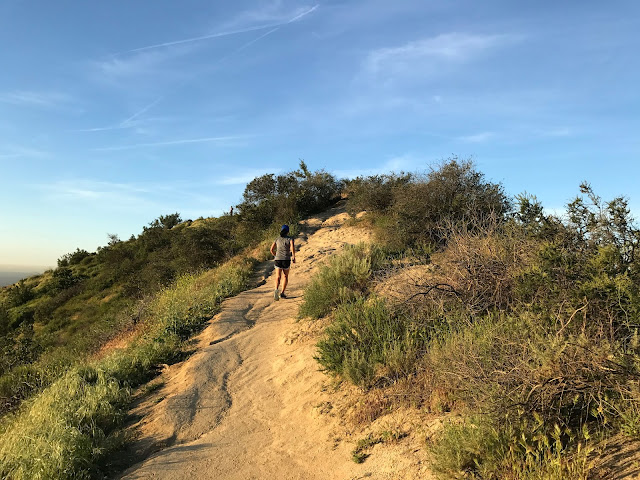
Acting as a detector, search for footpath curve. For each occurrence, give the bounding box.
[117,206,432,480]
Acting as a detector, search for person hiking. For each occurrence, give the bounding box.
[270,224,296,300]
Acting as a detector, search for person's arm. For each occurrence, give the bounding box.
[290,238,296,263]
[270,241,277,257]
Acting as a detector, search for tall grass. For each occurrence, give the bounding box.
[316,296,426,388]
[0,367,128,480]
[429,416,594,479]
[299,243,384,319]
[0,257,255,479]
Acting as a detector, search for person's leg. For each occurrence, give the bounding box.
[281,269,289,294]
[275,267,282,290]
[274,267,282,299]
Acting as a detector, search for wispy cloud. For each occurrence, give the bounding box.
[0,90,72,109]
[458,131,495,143]
[220,2,318,31]
[213,167,281,186]
[333,154,422,179]
[92,135,249,152]
[40,179,152,204]
[365,32,517,79]
[0,145,49,159]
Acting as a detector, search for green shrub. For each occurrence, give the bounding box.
[393,159,509,246]
[237,160,341,233]
[344,173,413,215]
[299,243,384,319]
[316,296,425,388]
[5,280,34,308]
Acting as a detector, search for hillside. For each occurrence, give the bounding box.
[0,163,342,479]
[2,158,640,479]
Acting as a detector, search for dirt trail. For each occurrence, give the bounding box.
[117,206,432,480]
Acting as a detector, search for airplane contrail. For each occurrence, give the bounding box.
[118,4,319,55]
[215,27,280,63]
[118,96,165,127]
[287,4,319,23]
[116,26,283,127]
[93,135,248,151]
[87,5,320,135]
[120,24,282,55]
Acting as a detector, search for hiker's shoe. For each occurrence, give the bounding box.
[280,292,287,299]
[274,289,280,301]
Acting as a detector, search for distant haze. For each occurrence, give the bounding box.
[0,266,50,287]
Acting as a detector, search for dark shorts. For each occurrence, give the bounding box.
[275,259,291,270]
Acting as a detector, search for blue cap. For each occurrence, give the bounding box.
[281,224,289,232]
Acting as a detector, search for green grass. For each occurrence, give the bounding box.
[429,416,595,480]
[299,243,384,319]
[0,366,129,480]
[351,433,382,463]
[0,257,255,479]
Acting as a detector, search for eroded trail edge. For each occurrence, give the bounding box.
[117,206,432,480]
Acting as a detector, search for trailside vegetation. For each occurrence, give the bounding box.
[0,162,340,479]
[301,157,640,479]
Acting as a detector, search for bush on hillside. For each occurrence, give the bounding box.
[299,243,385,319]
[311,177,640,476]
[57,248,91,267]
[344,173,413,216]
[237,160,341,234]
[390,158,511,247]
[5,280,34,308]
[317,297,428,388]
[344,158,511,250]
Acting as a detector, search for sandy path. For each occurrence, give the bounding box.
[117,206,432,480]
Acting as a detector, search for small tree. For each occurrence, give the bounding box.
[391,157,511,247]
[567,182,640,269]
[50,267,80,293]
[57,248,90,267]
[6,280,34,308]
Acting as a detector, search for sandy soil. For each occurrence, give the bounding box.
[116,206,433,480]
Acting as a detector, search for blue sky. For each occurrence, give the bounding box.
[1,0,638,268]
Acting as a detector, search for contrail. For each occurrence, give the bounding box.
[215,27,280,63]
[120,24,282,55]
[118,96,165,127]
[76,96,164,132]
[117,27,281,126]
[76,125,129,132]
[287,4,319,23]
[93,135,247,151]
[118,4,319,55]
[90,5,320,134]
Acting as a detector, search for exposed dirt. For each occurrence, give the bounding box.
[115,206,433,480]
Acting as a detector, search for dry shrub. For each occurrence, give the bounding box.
[424,313,640,431]
[347,389,395,425]
[377,217,538,318]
